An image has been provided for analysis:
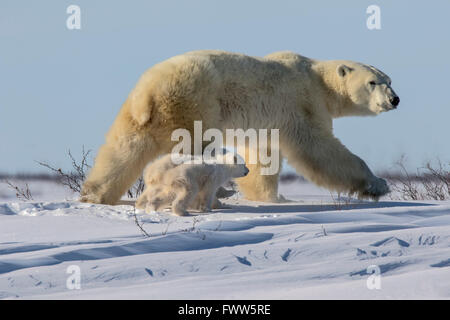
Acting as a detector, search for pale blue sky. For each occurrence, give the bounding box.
[1,0,449,174]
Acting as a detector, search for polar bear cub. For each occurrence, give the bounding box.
[136,152,249,216]
[141,152,236,207]
[142,153,195,186]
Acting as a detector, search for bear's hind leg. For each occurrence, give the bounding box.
[235,164,280,202]
[81,132,161,205]
[235,144,282,202]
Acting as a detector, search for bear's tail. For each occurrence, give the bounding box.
[128,84,154,126]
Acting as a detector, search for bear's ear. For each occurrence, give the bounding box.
[337,64,353,78]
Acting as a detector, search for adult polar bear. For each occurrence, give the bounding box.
[80,50,400,205]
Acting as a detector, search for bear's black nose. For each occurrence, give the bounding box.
[390,96,400,107]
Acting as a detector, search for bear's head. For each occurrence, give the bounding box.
[336,62,400,116]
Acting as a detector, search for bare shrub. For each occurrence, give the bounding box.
[130,204,151,237]
[329,191,355,210]
[386,155,421,200]
[385,156,450,201]
[36,146,144,198]
[3,180,33,201]
[419,160,450,200]
[36,146,92,194]
[181,217,206,240]
[127,176,145,199]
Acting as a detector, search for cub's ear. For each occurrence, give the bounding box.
[337,64,353,78]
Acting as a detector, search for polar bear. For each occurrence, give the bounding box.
[80,50,399,205]
[141,152,236,209]
[142,153,195,186]
[136,152,249,215]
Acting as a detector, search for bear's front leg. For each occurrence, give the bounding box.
[80,118,163,205]
[281,126,389,200]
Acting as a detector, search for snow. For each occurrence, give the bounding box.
[0,180,449,299]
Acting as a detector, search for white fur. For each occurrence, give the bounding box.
[81,50,398,204]
[136,153,248,215]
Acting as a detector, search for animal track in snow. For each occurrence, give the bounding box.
[235,255,251,266]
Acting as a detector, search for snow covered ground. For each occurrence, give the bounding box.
[0,179,449,299]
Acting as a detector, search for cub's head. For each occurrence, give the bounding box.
[336,61,399,116]
[217,152,249,178]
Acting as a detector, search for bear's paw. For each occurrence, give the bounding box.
[360,176,390,201]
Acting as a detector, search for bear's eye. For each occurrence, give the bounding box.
[369,81,376,86]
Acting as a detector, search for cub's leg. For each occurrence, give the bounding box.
[171,182,198,216]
